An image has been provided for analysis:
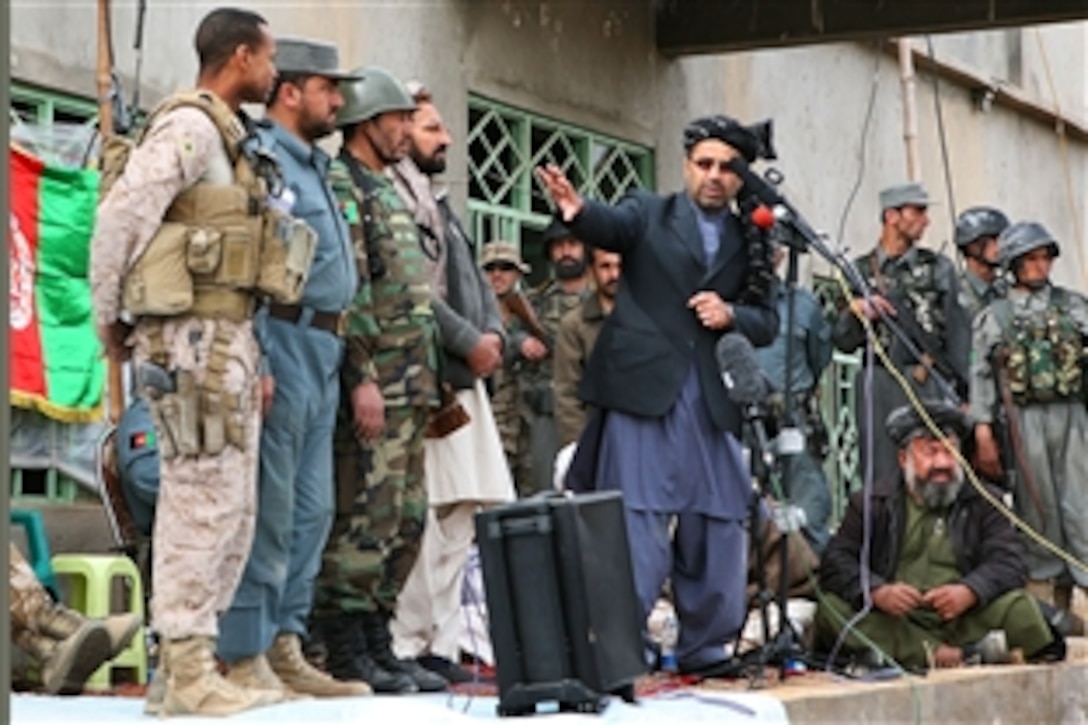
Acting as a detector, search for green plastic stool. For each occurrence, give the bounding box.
[10,509,58,598]
[51,553,148,690]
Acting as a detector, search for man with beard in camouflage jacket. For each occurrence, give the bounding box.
[519,221,590,494]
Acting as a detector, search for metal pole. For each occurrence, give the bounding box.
[897,38,922,182]
[1,0,13,716]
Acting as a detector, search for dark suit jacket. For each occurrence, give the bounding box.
[567,191,778,435]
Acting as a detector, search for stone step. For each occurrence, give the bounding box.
[772,657,1088,722]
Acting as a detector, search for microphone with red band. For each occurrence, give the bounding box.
[750,204,776,230]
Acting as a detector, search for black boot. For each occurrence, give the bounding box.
[321,614,416,694]
[362,611,448,693]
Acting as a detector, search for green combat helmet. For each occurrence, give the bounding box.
[337,66,416,127]
[997,221,1060,271]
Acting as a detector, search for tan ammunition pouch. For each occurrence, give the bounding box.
[257,207,317,303]
[116,90,315,320]
[144,323,250,459]
[123,180,262,322]
[99,135,136,202]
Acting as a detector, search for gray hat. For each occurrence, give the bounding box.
[274,38,358,80]
[886,399,971,449]
[879,182,936,212]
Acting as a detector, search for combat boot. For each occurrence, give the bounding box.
[160,636,281,716]
[267,632,371,697]
[37,602,143,661]
[16,619,112,695]
[321,614,416,694]
[226,651,309,701]
[362,611,448,693]
[102,613,143,659]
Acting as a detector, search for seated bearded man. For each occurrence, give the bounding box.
[814,400,1062,669]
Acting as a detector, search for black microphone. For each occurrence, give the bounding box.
[716,332,774,475]
[724,157,825,254]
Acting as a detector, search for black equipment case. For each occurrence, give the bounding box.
[475,491,646,716]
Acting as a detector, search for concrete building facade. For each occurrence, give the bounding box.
[10,2,1088,499]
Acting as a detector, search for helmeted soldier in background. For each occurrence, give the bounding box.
[481,241,536,490]
[312,66,444,694]
[9,543,141,695]
[954,206,1009,319]
[90,8,289,716]
[971,221,1088,616]
[833,182,971,486]
[520,220,590,494]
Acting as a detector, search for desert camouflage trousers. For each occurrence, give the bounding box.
[316,404,428,616]
[9,543,51,636]
[131,315,261,639]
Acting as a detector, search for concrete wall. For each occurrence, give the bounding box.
[674,31,1088,286]
[10,3,1088,286]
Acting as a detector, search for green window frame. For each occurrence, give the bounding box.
[11,82,98,127]
[812,274,862,523]
[467,95,654,284]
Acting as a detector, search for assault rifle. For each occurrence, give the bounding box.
[882,289,969,403]
[988,349,1020,493]
[504,291,551,352]
[990,346,1046,518]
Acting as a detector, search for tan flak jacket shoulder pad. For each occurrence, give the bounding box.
[141,90,247,162]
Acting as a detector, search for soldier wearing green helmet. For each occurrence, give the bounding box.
[312,66,446,694]
[971,220,1088,622]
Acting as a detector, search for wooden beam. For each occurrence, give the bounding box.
[894,39,1088,144]
[657,0,1088,56]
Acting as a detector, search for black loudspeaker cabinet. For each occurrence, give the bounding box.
[475,491,646,716]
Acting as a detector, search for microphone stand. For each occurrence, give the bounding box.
[727,157,962,406]
[740,401,806,683]
[767,235,807,678]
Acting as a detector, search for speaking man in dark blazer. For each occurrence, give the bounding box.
[537,115,779,673]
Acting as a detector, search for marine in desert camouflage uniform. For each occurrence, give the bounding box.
[519,220,589,494]
[90,8,281,717]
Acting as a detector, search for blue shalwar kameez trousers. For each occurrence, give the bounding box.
[219,121,356,662]
[566,190,777,673]
[595,364,751,670]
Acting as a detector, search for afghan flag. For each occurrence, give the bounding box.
[9,144,104,422]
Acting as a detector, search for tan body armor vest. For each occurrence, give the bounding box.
[105,91,316,322]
